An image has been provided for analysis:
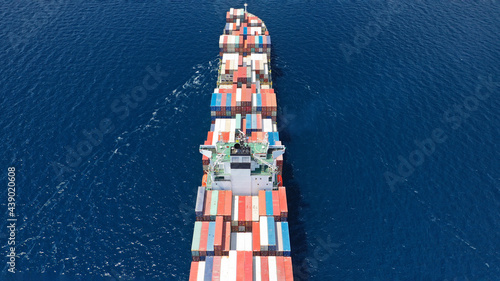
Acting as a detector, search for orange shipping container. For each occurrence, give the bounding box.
[217,191,226,216]
[204,191,212,220]
[214,216,224,254]
[244,251,253,280]
[279,186,288,219]
[224,190,233,220]
[206,131,213,145]
[276,257,285,280]
[223,221,231,254]
[272,190,280,219]
[238,196,245,226]
[189,261,198,281]
[199,222,209,256]
[252,221,260,254]
[284,257,294,280]
[237,251,245,281]
[261,256,269,281]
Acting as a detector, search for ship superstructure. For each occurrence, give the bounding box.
[189,7,294,280]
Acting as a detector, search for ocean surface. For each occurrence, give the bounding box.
[0,1,499,280]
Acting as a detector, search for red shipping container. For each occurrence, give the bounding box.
[224,190,233,220]
[189,261,198,281]
[259,190,266,216]
[244,251,253,281]
[206,131,214,145]
[279,187,288,219]
[238,196,245,226]
[276,257,285,280]
[223,221,231,255]
[237,251,245,281]
[261,93,267,112]
[204,191,212,220]
[199,222,209,256]
[272,190,280,220]
[213,256,222,281]
[252,221,260,254]
[217,191,225,217]
[261,256,269,281]
[231,93,237,109]
[221,93,227,111]
[214,216,224,254]
[284,257,293,281]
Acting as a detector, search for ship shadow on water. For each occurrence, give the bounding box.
[282,155,311,281]
[272,55,311,281]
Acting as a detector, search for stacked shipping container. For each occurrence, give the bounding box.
[190,7,292,281]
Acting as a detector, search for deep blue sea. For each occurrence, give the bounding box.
[0,1,499,280]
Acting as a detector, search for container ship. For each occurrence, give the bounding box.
[189,6,294,280]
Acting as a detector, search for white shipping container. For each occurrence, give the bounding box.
[229,250,238,281]
[268,256,278,281]
[276,222,283,253]
[263,119,272,132]
[232,196,239,226]
[236,233,246,251]
[252,196,259,221]
[252,94,257,108]
[213,119,221,144]
[260,216,268,248]
[253,256,262,281]
[236,88,242,103]
[197,261,206,281]
[229,120,236,142]
[220,256,230,280]
[243,232,253,251]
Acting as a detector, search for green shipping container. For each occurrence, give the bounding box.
[235,114,241,130]
[209,190,219,219]
[191,221,202,256]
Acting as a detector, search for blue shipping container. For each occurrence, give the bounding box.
[204,256,214,280]
[207,221,216,255]
[265,190,273,216]
[267,216,276,249]
[281,222,291,255]
[246,114,252,129]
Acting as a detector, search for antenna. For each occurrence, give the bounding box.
[244,3,248,14]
